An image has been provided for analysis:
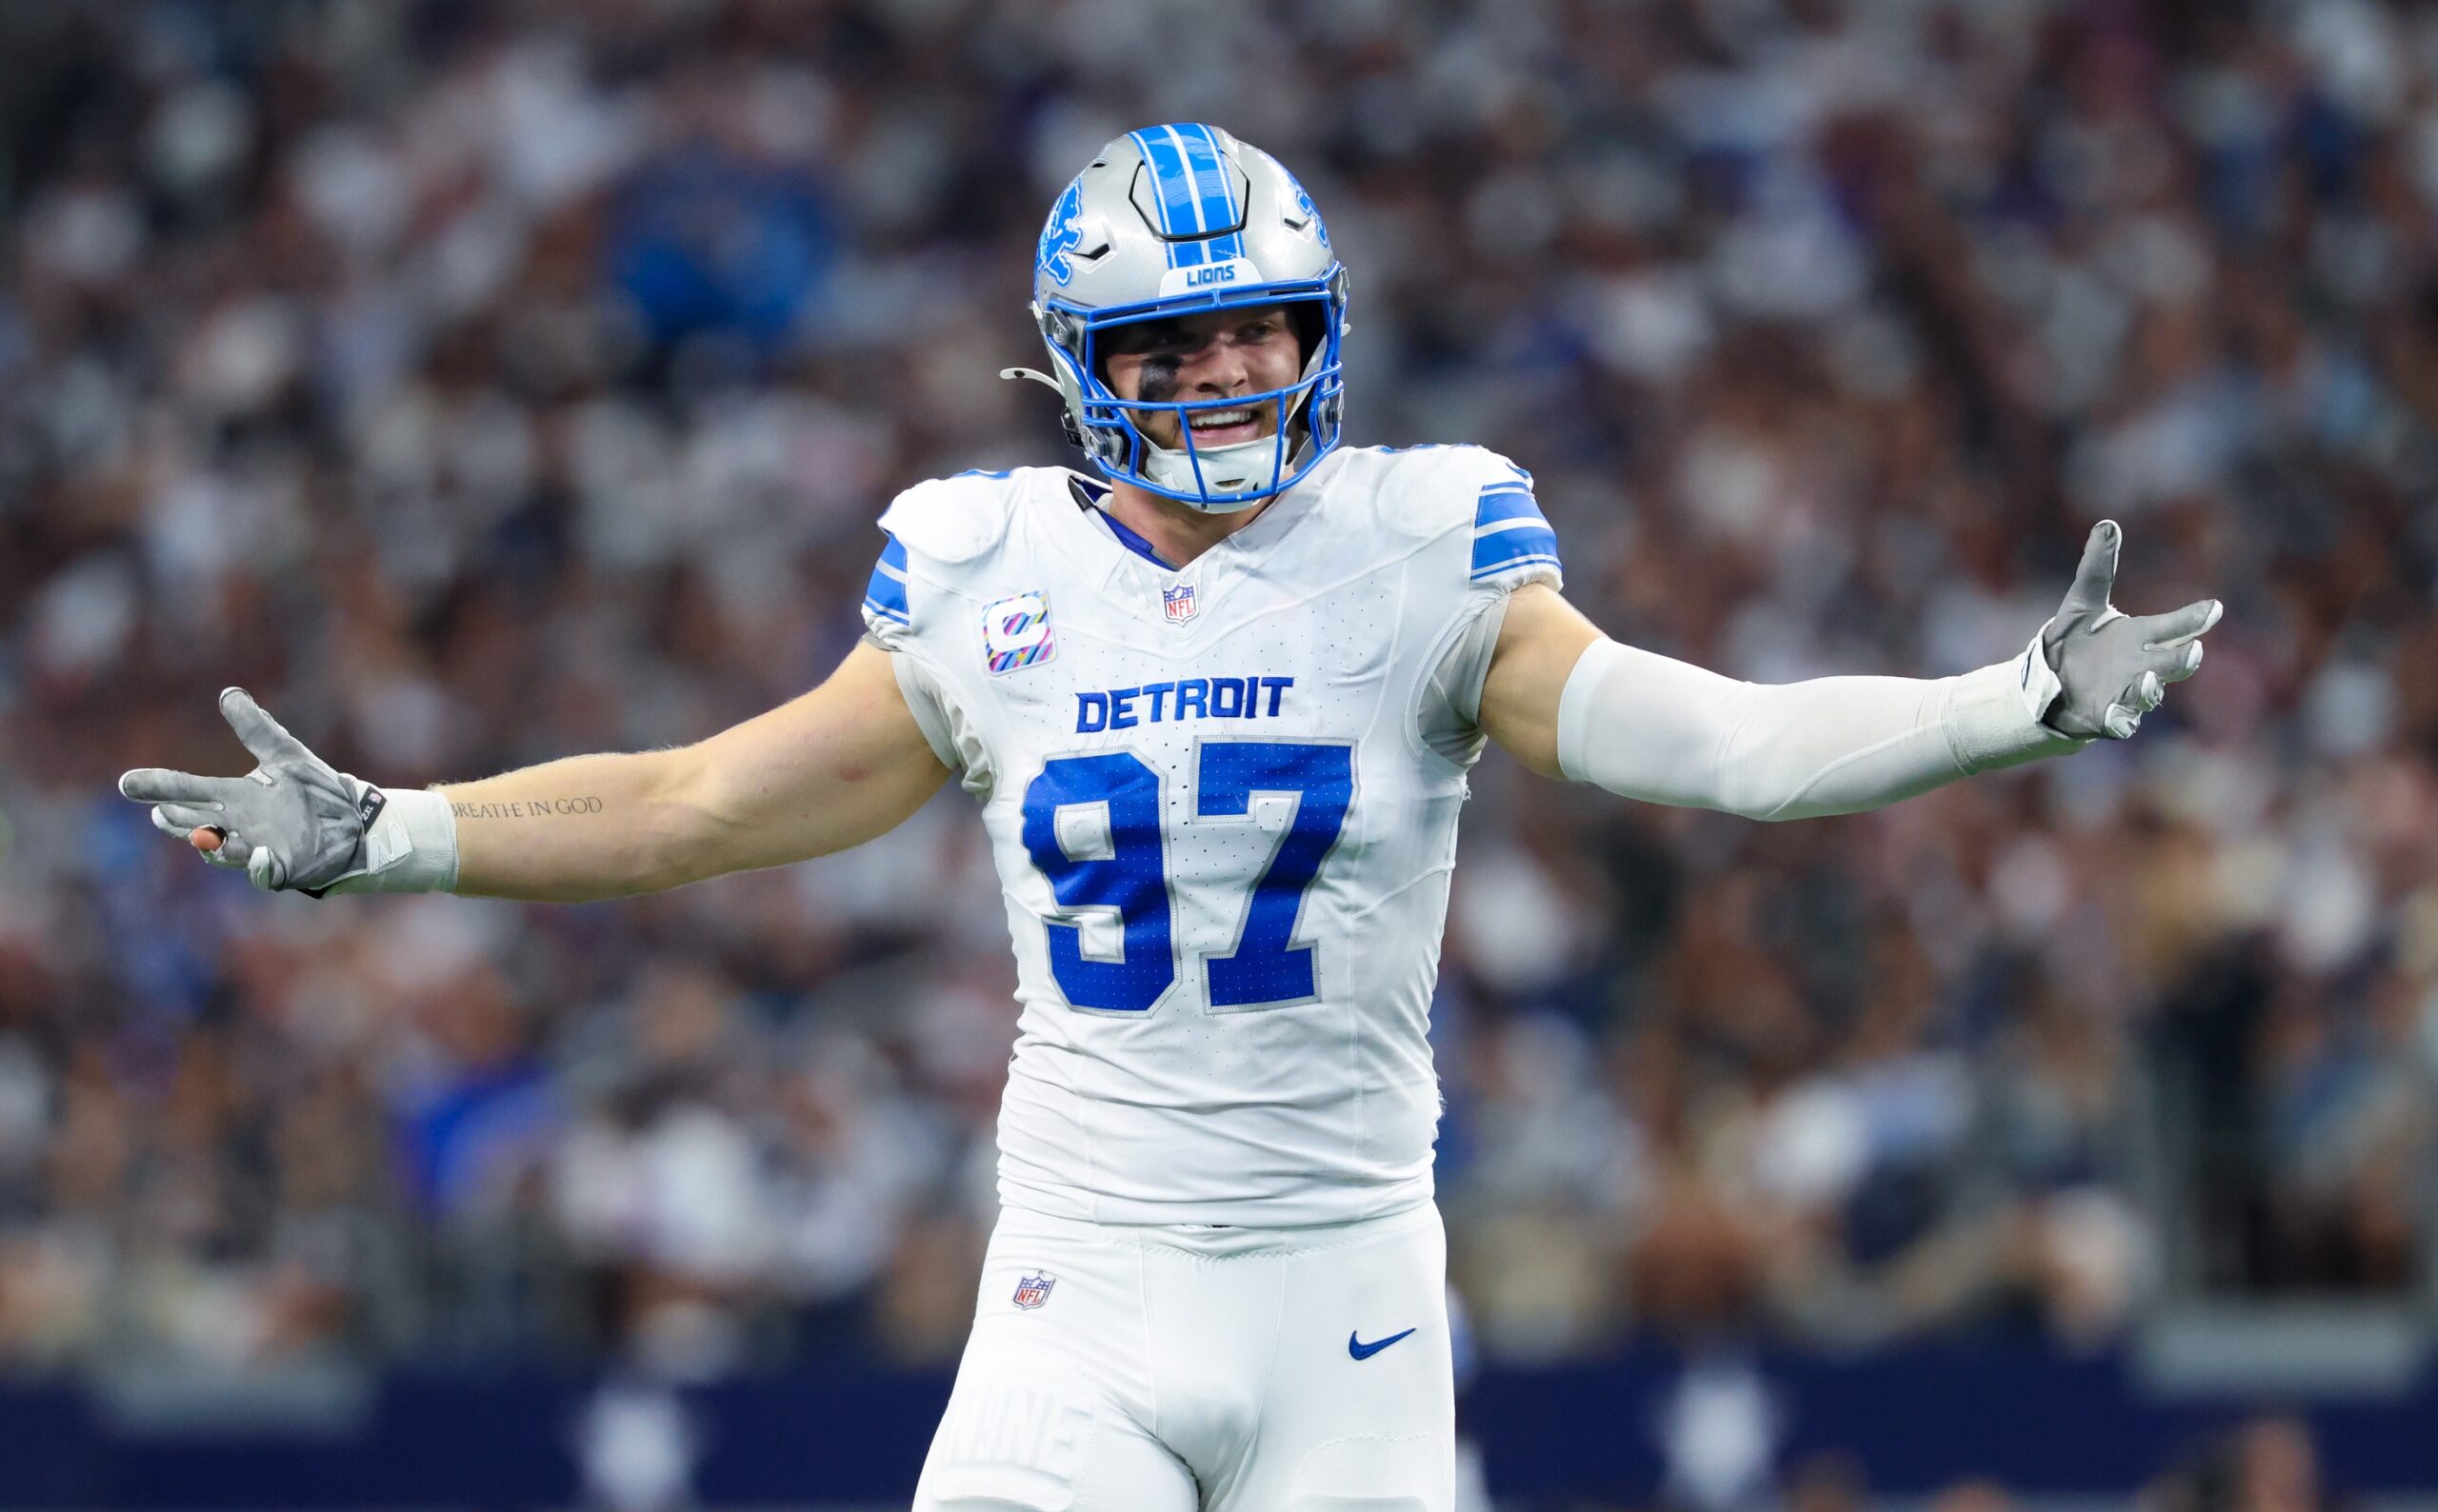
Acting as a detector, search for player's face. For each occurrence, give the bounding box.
[1101,305,1303,451]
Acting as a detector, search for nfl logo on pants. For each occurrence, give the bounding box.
[1011,1273,1056,1310]
[1161,583,1197,625]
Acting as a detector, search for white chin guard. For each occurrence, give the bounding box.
[1139,434,1294,512]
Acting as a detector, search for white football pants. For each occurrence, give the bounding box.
[912,1203,1454,1511]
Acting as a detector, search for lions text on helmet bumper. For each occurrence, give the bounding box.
[1159,258,1258,296]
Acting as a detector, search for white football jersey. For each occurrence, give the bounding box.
[861,445,1562,1225]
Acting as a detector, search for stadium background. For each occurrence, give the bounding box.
[3,0,2435,1506]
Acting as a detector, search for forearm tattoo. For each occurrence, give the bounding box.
[450,797,605,820]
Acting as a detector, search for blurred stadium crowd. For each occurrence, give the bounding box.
[1,0,2434,1386]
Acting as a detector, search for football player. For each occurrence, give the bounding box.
[122,125,2219,1511]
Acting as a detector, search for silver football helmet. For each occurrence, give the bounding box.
[1006,124,1349,512]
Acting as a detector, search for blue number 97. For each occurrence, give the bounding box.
[1198,743,1350,1007]
[1020,742,1351,1014]
[1020,753,1174,1012]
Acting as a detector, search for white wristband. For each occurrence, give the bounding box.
[327,786,461,895]
[1944,631,2087,774]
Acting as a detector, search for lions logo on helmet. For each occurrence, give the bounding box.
[1038,180,1086,288]
[1003,124,1350,513]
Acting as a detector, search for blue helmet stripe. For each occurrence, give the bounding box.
[1161,125,1214,235]
[1179,124,1245,263]
[1129,129,1203,268]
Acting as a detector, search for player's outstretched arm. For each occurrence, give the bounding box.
[1477,521,2221,820]
[118,643,951,901]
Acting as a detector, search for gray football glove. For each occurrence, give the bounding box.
[2039,521,2222,740]
[119,688,386,894]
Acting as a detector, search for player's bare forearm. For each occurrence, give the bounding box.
[450,643,950,901]
[442,748,709,901]
[1476,584,1602,778]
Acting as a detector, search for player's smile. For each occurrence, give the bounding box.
[1102,304,1305,453]
[1177,398,1276,448]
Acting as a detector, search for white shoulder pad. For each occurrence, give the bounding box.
[874,468,1033,568]
[1345,446,1559,589]
[1350,444,1536,544]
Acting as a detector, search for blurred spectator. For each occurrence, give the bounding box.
[2151,1415,2348,1512]
[1932,1481,2017,1512]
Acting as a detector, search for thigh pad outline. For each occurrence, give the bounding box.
[1280,1433,1448,1512]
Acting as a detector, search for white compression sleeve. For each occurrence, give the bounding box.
[1554,633,2084,821]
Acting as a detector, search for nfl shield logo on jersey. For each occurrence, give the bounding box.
[982,591,1056,675]
[1011,1272,1056,1310]
[1161,582,1198,626]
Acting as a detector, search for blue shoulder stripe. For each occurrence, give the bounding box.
[1472,524,1562,579]
[865,536,910,624]
[1473,483,1547,530]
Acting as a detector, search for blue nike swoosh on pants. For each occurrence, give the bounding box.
[1347,1327,1416,1361]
